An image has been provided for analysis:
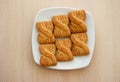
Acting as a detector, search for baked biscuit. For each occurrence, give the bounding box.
[52,15,71,38]
[55,39,73,61]
[71,33,89,56]
[69,10,86,21]
[40,44,57,66]
[71,33,88,43]
[68,10,87,33]
[36,21,55,44]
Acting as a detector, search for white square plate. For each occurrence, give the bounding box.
[32,7,95,70]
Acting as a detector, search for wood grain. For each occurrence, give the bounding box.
[0,0,120,82]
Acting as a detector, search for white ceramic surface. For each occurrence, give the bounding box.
[32,7,95,70]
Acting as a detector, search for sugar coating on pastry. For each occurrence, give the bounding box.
[52,15,71,38]
[36,21,55,44]
[40,44,57,66]
[68,10,87,33]
[71,33,89,56]
[55,39,73,61]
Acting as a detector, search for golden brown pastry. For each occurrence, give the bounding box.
[68,10,87,33]
[40,44,57,66]
[71,33,88,43]
[52,15,71,38]
[36,21,55,44]
[71,33,89,56]
[69,10,86,21]
[55,39,73,61]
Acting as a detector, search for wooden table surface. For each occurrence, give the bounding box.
[0,0,120,82]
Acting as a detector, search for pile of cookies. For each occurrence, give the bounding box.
[36,10,89,66]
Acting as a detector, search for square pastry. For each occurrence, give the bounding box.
[55,39,73,61]
[52,15,71,38]
[71,33,89,56]
[39,44,57,66]
[36,21,55,44]
[68,10,87,33]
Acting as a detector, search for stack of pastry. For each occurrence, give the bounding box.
[36,10,89,66]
